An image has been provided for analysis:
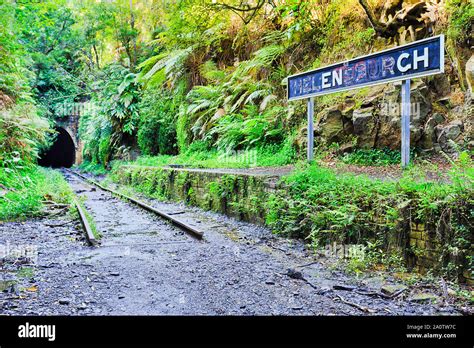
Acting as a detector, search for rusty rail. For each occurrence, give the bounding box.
[74,199,98,246]
[64,169,203,239]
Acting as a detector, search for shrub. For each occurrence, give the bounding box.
[0,104,51,170]
[340,148,409,166]
[137,87,181,156]
[0,167,73,221]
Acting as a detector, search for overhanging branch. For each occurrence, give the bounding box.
[211,0,267,24]
[358,0,430,40]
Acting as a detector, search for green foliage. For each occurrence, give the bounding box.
[0,2,32,100]
[138,47,195,87]
[180,74,281,150]
[344,242,407,275]
[0,167,73,221]
[200,60,226,83]
[13,1,88,119]
[210,105,285,151]
[446,0,474,44]
[265,156,473,278]
[102,65,141,135]
[4,0,471,173]
[80,64,141,165]
[118,137,296,169]
[98,135,111,165]
[340,148,407,166]
[0,104,51,170]
[0,2,73,223]
[254,139,297,167]
[17,267,35,279]
[176,104,189,153]
[79,111,110,165]
[268,164,386,238]
[78,161,108,176]
[234,43,286,77]
[137,84,185,156]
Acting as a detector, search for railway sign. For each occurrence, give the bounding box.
[288,35,445,167]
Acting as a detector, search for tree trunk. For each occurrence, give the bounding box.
[93,44,100,69]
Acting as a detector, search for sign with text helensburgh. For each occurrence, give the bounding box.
[287,35,444,101]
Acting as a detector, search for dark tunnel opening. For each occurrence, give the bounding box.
[38,127,76,168]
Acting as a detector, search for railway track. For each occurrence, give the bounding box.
[64,168,204,240]
[73,198,98,246]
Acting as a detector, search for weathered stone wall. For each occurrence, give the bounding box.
[410,222,473,285]
[114,166,276,225]
[113,165,473,282]
[57,114,83,165]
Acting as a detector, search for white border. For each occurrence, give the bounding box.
[287,35,445,101]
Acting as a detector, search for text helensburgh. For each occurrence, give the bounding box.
[287,35,443,100]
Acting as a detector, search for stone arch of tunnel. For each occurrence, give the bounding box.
[39,127,76,168]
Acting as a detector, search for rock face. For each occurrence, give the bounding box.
[435,121,464,153]
[312,80,469,155]
[420,114,444,150]
[352,107,377,148]
[315,107,345,145]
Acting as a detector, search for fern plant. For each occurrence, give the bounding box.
[0,104,51,169]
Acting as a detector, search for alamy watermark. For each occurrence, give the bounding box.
[18,322,55,342]
[54,101,99,117]
[0,242,38,264]
[323,242,366,259]
[217,148,258,167]
[380,101,421,118]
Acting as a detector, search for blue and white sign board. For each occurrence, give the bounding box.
[288,35,444,101]
[288,35,445,166]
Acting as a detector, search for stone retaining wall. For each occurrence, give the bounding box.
[410,222,473,285]
[114,166,276,225]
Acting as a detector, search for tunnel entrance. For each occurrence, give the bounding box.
[39,127,76,168]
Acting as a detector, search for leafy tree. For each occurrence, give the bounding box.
[0,1,32,100]
[137,86,182,156]
[81,64,141,165]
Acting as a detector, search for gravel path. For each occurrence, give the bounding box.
[0,170,462,315]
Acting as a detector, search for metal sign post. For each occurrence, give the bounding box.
[307,97,314,162]
[401,79,411,168]
[286,35,444,166]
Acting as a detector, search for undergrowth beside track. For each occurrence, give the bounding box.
[0,167,74,221]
